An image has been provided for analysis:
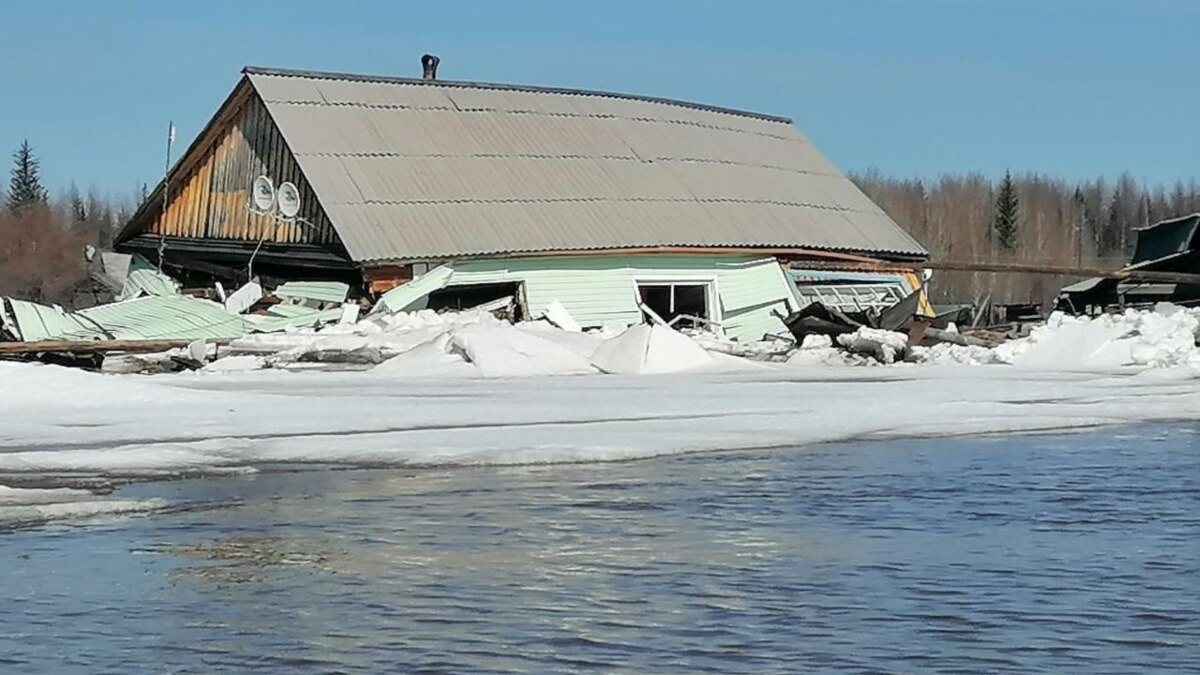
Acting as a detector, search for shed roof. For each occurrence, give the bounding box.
[169,66,929,263]
[1130,213,1200,266]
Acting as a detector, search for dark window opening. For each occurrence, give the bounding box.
[426,282,526,320]
[638,282,710,328]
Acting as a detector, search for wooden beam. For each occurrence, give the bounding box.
[163,255,245,281]
[921,260,1200,284]
[0,339,231,357]
[792,259,1200,286]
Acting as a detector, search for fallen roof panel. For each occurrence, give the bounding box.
[76,295,255,341]
[2,299,108,342]
[273,281,350,305]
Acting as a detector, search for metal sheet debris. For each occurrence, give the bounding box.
[76,295,255,340]
[243,305,344,333]
[118,256,183,301]
[375,265,454,313]
[273,281,350,307]
[1,299,108,342]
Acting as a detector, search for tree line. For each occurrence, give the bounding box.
[851,170,1200,307]
[0,141,141,305]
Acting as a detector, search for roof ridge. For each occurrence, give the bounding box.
[242,65,792,125]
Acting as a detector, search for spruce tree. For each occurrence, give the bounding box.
[7,140,48,214]
[68,182,87,223]
[991,170,1020,250]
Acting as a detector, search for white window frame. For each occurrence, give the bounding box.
[632,275,722,331]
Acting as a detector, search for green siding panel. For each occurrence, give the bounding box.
[443,254,794,342]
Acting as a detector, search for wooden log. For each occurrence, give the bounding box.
[792,260,1200,285]
[0,339,230,356]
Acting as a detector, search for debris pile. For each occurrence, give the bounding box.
[224,308,752,377]
[6,251,1200,375]
[1,254,355,366]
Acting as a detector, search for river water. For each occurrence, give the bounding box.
[3,424,1198,673]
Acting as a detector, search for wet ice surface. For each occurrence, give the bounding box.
[3,425,1198,673]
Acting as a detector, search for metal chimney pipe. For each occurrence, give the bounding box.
[421,54,440,81]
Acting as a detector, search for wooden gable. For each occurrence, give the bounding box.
[121,83,341,252]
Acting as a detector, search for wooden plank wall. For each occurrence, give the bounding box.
[148,95,338,247]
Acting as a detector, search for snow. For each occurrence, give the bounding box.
[916,304,1200,370]
[1000,305,1200,370]
[369,333,474,378]
[228,309,716,377]
[515,321,604,358]
[688,332,793,360]
[447,324,598,377]
[837,327,911,364]
[2,359,1199,483]
[786,334,869,366]
[590,324,716,374]
[0,485,95,506]
[2,304,1199,528]
[201,354,266,373]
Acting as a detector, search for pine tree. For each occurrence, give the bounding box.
[1105,187,1127,257]
[67,182,87,223]
[1072,186,1088,265]
[991,170,1020,250]
[7,140,48,214]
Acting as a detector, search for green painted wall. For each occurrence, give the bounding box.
[443,254,795,342]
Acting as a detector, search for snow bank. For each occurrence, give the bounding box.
[999,304,1200,370]
[590,324,716,374]
[904,304,1200,370]
[3,358,1200,486]
[222,307,732,378]
[910,343,1002,366]
[448,324,598,377]
[201,354,266,373]
[369,333,474,378]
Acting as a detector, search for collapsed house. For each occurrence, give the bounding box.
[1058,213,1200,313]
[100,60,927,344]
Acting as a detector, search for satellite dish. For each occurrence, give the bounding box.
[252,176,275,212]
[277,181,301,219]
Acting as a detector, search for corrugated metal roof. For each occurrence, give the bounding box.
[2,299,108,341]
[244,67,927,262]
[244,305,343,333]
[272,281,350,305]
[3,292,352,343]
[118,256,182,301]
[76,296,255,340]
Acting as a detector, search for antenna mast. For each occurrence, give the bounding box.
[157,121,176,272]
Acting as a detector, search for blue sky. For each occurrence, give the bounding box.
[1,0,1196,198]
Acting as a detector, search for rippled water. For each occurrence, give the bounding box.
[3,425,1199,673]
